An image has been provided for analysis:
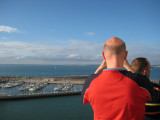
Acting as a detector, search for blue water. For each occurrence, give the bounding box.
[0,64,98,77]
[0,95,93,120]
[0,64,159,120]
[0,64,159,79]
[150,67,160,79]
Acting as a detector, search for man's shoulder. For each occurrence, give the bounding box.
[88,70,147,80]
[85,72,101,83]
[87,72,102,79]
[120,70,148,80]
[81,72,102,103]
[119,70,150,86]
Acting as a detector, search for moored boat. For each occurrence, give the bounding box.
[54,84,65,91]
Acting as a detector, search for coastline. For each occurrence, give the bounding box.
[152,65,160,67]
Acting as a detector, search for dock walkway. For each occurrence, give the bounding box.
[0,91,81,101]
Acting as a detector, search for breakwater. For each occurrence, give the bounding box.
[0,91,81,101]
[0,75,88,85]
[0,76,159,85]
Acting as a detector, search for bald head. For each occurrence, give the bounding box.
[102,37,127,69]
[104,37,126,55]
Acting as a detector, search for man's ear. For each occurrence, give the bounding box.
[102,51,106,60]
[142,69,147,75]
[124,51,128,60]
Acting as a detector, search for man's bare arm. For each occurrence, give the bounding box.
[94,60,107,74]
[123,59,135,73]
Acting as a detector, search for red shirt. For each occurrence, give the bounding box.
[81,69,153,120]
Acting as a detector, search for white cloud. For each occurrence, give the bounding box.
[126,44,160,65]
[84,32,96,36]
[0,40,159,65]
[0,40,103,64]
[0,25,19,33]
[66,54,79,59]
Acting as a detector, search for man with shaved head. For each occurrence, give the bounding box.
[81,37,156,120]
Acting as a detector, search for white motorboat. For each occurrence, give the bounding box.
[62,83,73,91]
[3,83,14,88]
[54,84,65,91]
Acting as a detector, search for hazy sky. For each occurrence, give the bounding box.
[0,0,160,65]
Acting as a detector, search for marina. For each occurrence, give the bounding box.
[0,65,159,120]
[0,76,84,100]
[0,82,83,100]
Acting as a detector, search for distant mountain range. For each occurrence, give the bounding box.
[152,65,160,67]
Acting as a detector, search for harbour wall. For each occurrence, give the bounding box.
[0,91,81,101]
[0,75,88,85]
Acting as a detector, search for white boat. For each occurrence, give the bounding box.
[29,87,37,91]
[19,84,35,91]
[19,86,27,91]
[3,83,14,88]
[62,83,73,91]
[54,84,65,91]
[13,82,23,86]
[54,82,73,91]
[0,84,5,88]
[29,84,45,91]
[3,81,23,88]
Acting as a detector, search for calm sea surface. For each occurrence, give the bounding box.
[0,64,159,79]
[0,64,160,120]
[0,95,93,120]
[0,64,98,77]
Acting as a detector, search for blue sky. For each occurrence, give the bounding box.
[0,0,160,65]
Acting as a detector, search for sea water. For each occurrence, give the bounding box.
[0,64,98,77]
[0,64,158,79]
[0,95,93,120]
[0,65,160,120]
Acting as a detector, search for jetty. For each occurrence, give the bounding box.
[0,91,81,101]
[0,75,88,85]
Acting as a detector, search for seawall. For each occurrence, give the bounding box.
[0,75,88,85]
[0,91,81,101]
[1,76,159,85]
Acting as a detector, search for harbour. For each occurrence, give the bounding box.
[0,75,85,100]
[0,65,159,120]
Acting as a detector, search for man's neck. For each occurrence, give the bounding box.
[106,56,123,69]
[106,62,123,69]
[107,66,123,69]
